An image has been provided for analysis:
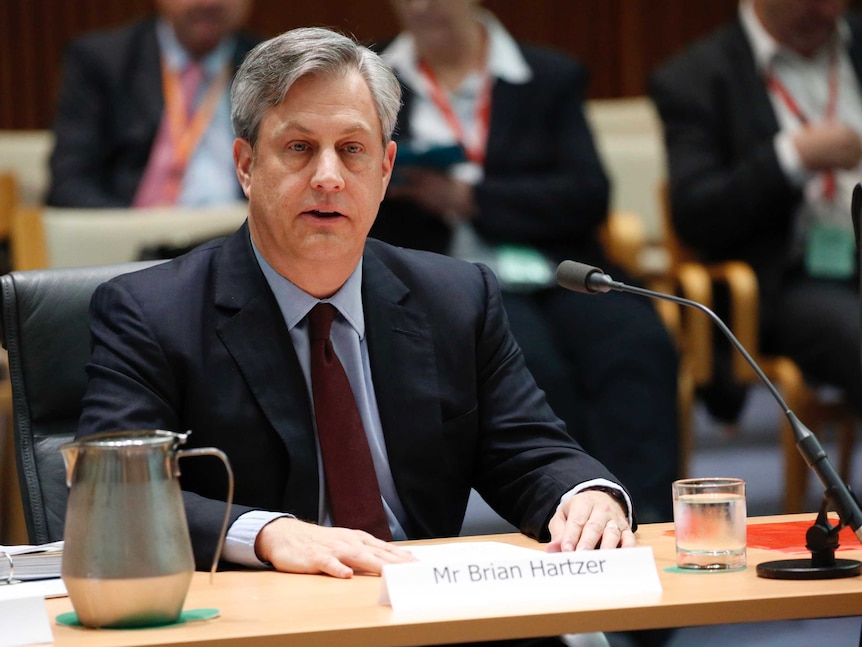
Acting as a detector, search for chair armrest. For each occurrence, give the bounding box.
[599,210,648,277]
[673,261,714,385]
[702,260,760,383]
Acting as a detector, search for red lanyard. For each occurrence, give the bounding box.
[418,60,492,165]
[766,47,840,200]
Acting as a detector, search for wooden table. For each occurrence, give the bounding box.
[44,514,862,646]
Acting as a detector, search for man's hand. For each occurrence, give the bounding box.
[386,168,477,222]
[794,122,862,171]
[254,517,416,578]
[546,489,636,552]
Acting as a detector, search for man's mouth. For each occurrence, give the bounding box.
[307,210,343,219]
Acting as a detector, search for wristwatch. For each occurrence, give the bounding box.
[583,485,630,516]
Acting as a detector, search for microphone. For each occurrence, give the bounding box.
[556,261,624,295]
[557,259,862,580]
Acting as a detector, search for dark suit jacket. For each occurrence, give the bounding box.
[78,224,627,569]
[649,14,862,330]
[47,17,259,207]
[372,43,612,269]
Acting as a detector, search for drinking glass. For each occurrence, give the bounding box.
[672,477,746,570]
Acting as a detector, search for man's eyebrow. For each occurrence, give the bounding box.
[277,120,374,137]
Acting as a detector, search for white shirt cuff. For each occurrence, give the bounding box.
[775,130,811,187]
[558,478,634,527]
[221,510,294,568]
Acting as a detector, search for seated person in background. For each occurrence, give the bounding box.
[47,0,259,208]
[372,0,679,524]
[649,0,862,420]
[77,26,635,632]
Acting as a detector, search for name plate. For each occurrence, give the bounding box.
[380,542,661,612]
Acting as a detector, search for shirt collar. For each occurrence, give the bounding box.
[381,7,532,91]
[739,0,850,73]
[156,18,236,77]
[251,239,366,339]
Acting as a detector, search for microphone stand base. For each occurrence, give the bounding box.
[757,491,862,579]
[756,558,862,580]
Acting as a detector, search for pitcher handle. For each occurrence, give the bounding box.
[176,447,234,583]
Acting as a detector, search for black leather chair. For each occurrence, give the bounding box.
[0,261,162,544]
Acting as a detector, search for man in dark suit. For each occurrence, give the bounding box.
[47,0,259,207]
[77,26,634,595]
[650,0,862,416]
[371,0,679,526]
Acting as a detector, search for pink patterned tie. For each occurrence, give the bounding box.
[180,62,203,117]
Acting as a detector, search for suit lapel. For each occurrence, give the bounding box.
[484,79,526,164]
[136,21,166,142]
[361,247,449,534]
[729,20,781,138]
[213,225,319,520]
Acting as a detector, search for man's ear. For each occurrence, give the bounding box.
[381,140,397,194]
[234,138,254,197]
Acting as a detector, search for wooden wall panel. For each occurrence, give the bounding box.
[0,0,774,130]
[495,0,626,97]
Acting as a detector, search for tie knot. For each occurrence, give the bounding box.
[308,303,337,341]
[182,61,204,83]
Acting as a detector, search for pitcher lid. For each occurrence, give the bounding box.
[62,429,189,449]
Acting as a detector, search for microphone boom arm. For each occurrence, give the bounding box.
[560,262,862,542]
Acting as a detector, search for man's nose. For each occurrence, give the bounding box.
[311,149,345,192]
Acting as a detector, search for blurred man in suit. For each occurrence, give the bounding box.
[650,0,862,421]
[48,0,259,207]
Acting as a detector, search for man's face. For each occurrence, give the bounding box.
[156,0,252,58]
[755,0,847,56]
[388,0,478,49]
[234,71,396,290]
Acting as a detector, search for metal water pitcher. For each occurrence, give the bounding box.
[60,430,233,628]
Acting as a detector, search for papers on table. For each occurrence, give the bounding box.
[0,544,66,647]
[0,540,63,583]
[0,577,67,601]
[0,545,65,647]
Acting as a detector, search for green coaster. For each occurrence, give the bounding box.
[664,565,747,574]
[56,607,219,629]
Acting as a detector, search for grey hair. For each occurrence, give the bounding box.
[231,27,402,148]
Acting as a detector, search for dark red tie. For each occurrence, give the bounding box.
[308,303,392,540]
